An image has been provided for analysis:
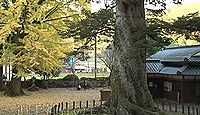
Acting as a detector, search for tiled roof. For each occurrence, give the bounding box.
[147,45,200,76]
[159,66,182,75]
[146,60,163,73]
[181,66,200,76]
[146,61,200,76]
[187,57,200,62]
[148,45,200,62]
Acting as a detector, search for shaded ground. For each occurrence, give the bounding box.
[0,88,187,115]
[0,88,103,115]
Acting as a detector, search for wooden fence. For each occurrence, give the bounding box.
[3,99,197,115]
[50,100,103,115]
[50,100,200,115]
[156,100,200,115]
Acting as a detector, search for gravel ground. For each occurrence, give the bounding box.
[0,88,104,115]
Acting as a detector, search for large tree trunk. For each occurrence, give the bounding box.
[9,77,23,96]
[111,0,157,114]
[5,68,24,96]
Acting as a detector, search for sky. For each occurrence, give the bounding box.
[164,1,200,19]
[91,0,200,12]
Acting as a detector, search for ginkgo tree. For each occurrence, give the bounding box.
[0,0,90,96]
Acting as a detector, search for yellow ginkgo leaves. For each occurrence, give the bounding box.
[0,0,90,77]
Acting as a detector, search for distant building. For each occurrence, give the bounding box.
[62,64,94,73]
[61,66,71,73]
[146,45,200,104]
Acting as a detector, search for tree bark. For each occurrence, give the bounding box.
[5,68,24,96]
[111,0,157,114]
[9,77,23,96]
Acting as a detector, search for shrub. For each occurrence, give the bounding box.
[63,74,79,81]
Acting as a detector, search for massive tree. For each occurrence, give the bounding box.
[63,3,173,114]
[111,0,156,114]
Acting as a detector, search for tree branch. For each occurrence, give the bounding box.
[97,54,111,70]
[43,14,78,22]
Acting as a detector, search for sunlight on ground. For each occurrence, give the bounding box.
[59,72,110,79]
[21,72,110,81]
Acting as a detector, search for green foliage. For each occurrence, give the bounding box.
[51,69,60,78]
[146,12,200,54]
[79,77,109,87]
[63,74,79,81]
[79,77,109,82]
[62,9,115,51]
[95,77,109,81]
[171,12,200,41]
[146,18,173,55]
[63,8,176,56]
[64,9,115,38]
